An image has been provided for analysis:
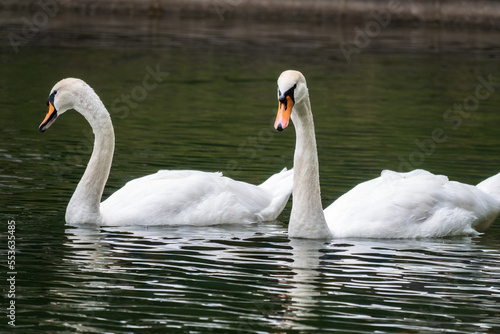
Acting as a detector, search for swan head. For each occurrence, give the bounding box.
[274,70,308,132]
[39,78,93,132]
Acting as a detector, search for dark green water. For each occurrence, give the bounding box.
[1,16,500,333]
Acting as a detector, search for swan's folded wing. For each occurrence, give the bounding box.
[323,170,500,238]
[100,170,274,226]
[122,170,223,185]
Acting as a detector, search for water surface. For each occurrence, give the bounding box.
[1,16,500,333]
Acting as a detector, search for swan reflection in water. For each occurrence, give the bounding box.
[49,222,500,332]
[283,234,500,331]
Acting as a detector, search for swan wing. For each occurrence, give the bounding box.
[324,169,500,238]
[257,167,293,221]
[100,170,282,226]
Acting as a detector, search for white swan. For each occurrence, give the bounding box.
[274,70,500,239]
[39,78,293,226]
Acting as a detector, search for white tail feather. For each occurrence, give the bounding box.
[477,172,500,202]
[258,168,293,220]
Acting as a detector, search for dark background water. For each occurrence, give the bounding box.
[1,13,500,333]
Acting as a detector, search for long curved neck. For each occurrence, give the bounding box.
[289,96,332,239]
[66,93,114,224]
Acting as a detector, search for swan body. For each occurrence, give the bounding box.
[274,70,500,239]
[40,78,293,226]
[100,169,292,226]
[324,169,500,238]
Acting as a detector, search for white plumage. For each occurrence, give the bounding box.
[274,70,500,239]
[324,169,500,238]
[101,169,292,226]
[39,78,293,226]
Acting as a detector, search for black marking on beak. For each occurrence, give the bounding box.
[39,90,58,132]
[278,84,297,110]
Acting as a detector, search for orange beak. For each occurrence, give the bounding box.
[39,101,58,132]
[274,95,293,132]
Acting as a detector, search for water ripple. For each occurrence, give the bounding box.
[5,224,485,333]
